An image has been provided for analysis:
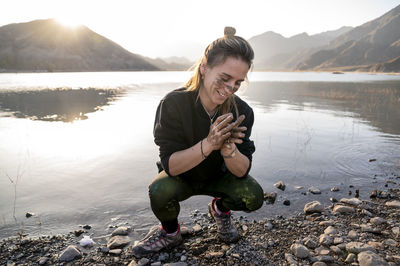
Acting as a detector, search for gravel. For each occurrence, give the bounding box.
[1,187,400,265]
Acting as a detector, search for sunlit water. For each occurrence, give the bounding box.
[0,71,399,239]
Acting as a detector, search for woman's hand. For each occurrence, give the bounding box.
[221,115,246,155]
[206,113,234,150]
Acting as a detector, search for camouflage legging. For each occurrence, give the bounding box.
[148,170,264,223]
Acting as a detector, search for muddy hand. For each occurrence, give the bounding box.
[206,113,234,150]
[224,115,246,149]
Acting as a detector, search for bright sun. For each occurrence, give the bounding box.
[55,16,81,28]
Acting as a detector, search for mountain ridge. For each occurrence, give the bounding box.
[0,19,159,72]
[297,4,400,71]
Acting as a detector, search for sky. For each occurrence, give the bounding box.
[1,0,400,60]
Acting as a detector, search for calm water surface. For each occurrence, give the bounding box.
[0,71,399,239]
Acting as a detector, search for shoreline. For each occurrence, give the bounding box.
[1,181,399,265]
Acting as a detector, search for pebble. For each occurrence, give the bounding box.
[312,262,327,266]
[58,245,82,262]
[290,243,309,258]
[206,251,224,258]
[138,257,150,266]
[348,230,359,240]
[109,249,122,255]
[112,226,131,236]
[331,187,340,192]
[283,199,291,206]
[192,224,202,233]
[319,234,333,246]
[345,253,356,263]
[274,181,286,191]
[358,251,389,266]
[340,197,363,206]
[316,255,334,263]
[303,237,318,249]
[333,205,355,213]
[308,186,321,194]
[383,239,397,247]
[82,225,92,230]
[264,192,277,204]
[304,201,323,214]
[370,217,386,225]
[107,235,130,249]
[330,245,342,254]
[385,201,400,208]
[333,237,344,244]
[346,242,375,254]
[38,257,48,265]
[323,226,337,235]
[284,253,298,265]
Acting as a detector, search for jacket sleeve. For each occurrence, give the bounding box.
[236,105,256,177]
[153,97,187,176]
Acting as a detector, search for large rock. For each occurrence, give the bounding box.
[346,242,375,254]
[340,198,362,206]
[357,251,388,266]
[304,201,323,214]
[107,235,131,249]
[290,243,309,259]
[59,245,82,262]
[333,205,355,213]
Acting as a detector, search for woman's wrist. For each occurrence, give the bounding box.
[200,138,213,159]
[221,146,237,158]
[220,143,236,158]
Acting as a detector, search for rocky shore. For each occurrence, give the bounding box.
[1,184,400,265]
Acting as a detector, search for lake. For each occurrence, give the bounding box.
[0,71,399,239]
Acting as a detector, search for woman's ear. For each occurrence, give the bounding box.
[200,64,206,76]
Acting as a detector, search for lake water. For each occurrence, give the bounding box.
[0,71,399,239]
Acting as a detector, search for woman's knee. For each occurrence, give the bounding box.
[148,173,177,203]
[226,176,264,212]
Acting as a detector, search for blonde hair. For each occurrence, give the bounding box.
[185,27,254,116]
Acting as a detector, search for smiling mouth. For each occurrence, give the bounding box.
[217,90,227,97]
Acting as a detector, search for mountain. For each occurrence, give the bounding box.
[297,4,400,71]
[0,19,159,72]
[249,26,353,70]
[144,56,193,71]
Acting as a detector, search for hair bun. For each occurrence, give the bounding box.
[224,26,236,38]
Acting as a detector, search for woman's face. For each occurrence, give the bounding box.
[200,56,249,110]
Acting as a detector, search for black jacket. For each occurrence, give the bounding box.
[153,88,255,180]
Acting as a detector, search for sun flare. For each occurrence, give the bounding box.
[55,16,81,28]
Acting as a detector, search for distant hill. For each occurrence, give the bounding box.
[297,4,400,71]
[0,19,159,72]
[144,56,193,71]
[249,26,353,70]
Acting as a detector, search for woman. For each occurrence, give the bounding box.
[132,27,264,257]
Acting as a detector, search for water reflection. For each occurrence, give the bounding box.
[0,88,124,122]
[246,81,400,136]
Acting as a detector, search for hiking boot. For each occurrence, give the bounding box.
[208,199,239,243]
[131,225,182,258]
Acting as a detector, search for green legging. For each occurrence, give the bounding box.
[149,170,264,223]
